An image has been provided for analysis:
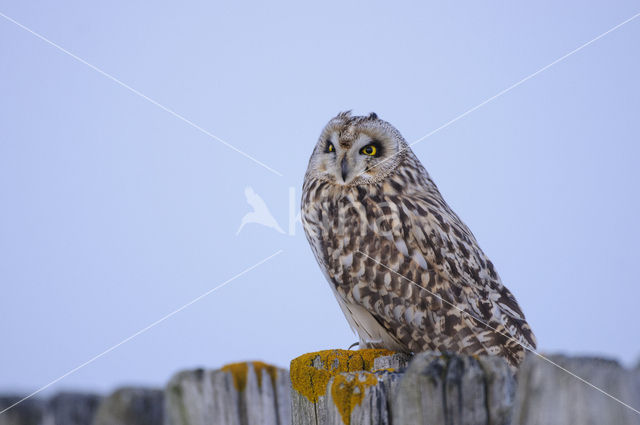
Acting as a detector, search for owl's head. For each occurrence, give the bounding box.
[306,111,408,185]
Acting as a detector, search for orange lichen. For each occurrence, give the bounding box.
[371,367,396,373]
[330,372,378,425]
[221,361,278,392]
[222,362,249,391]
[253,361,278,389]
[289,349,395,404]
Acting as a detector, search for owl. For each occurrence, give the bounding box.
[301,111,536,369]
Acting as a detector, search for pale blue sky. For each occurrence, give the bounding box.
[1,1,639,395]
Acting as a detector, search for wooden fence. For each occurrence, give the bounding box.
[2,350,639,425]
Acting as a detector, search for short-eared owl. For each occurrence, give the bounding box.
[301,111,536,368]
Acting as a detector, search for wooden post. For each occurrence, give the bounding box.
[0,397,44,425]
[289,349,408,425]
[45,393,103,425]
[164,361,290,425]
[393,353,515,425]
[289,349,515,425]
[93,388,164,425]
[513,354,640,425]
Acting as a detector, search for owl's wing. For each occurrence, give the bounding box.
[369,191,536,365]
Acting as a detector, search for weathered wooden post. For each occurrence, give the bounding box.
[2,393,104,425]
[289,349,408,425]
[164,361,290,425]
[45,393,103,425]
[290,349,516,425]
[393,353,515,425]
[93,388,164,425]
[513,354,640,425]
[0,397,44,425]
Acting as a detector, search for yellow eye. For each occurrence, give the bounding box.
[361,145,377,156]
[325,141,335,153]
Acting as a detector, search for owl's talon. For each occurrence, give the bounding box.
[348,341,360,350]
[363,339,383,348]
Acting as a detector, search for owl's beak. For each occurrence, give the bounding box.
[341,156,349,182]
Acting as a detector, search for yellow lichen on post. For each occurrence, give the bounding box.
[221,361,279,392]
[252,361,278,389]
[330,372,379,425]
[372,367,396,373]
[290,349,395,403]
[221,362,249,392]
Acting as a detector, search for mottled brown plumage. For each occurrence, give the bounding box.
[301,111,536,369]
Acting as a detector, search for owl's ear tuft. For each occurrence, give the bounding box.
[368,112,378,120]
[336,110,353,119]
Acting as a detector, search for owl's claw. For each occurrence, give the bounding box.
[348,339,384,350]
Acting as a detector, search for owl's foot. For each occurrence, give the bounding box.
[363,339,384,348]
[350,339,384,350]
